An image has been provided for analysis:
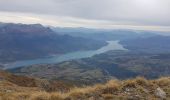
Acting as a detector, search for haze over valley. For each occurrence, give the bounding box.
[0,0,170,100]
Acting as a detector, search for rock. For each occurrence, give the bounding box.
[5,90,12,93]
[125,88,130,92]
[89,96,104,100]
[143,88,149,93]
[155,87,166,99]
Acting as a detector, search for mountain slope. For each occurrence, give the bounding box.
[0,23,107,62]
[1,77,170,100]
[120,35,170,53]
[0,70,73,93]
[11,51,170,85]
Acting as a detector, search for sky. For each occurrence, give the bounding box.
[0,0,170,31]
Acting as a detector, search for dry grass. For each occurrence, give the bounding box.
[0,77,170,100]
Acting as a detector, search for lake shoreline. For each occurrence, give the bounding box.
[4,41,127,69]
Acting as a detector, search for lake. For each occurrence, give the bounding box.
[4,41,126,69]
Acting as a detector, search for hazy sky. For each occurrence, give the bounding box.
[0,0,170,31]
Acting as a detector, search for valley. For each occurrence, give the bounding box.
[0,23,170,100]
[3,41,126,69]
[0,0,170,99]
[9,51,170,85]
[0,23,107,63]
[1,23,170,85]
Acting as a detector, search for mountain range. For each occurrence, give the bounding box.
[120,35,170,53]
[0,23,107,63]
[1,22,170,99]
[51,27,157,41]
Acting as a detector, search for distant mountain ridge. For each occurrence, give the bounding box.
[0,23,107,63]
[120,35,170,53]
[51,27,158,41]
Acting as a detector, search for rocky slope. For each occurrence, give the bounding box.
[0,72,170,100]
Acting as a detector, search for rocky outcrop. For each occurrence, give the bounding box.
[155,87,166,99]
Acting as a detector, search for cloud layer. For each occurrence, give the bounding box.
[0,0,169,31]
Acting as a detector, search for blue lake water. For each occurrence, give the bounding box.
[4,41,126,69]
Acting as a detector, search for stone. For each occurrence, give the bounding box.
[155,87,166,99]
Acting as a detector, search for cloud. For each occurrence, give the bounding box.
[0,0,169,31]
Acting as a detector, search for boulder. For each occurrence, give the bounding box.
[155,87,166,99]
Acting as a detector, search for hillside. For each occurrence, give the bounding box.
[120,35,170,53]
[0,72,170,100]
[0,23,107,63]
[0,70,73,93]
[11,51,170,85]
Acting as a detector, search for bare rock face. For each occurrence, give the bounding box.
[155,87,166,99]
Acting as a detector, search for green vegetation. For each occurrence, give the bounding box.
[12,51,170,85]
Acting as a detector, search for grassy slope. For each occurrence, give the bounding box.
[0,76,170,100]
[0,70,73,93]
